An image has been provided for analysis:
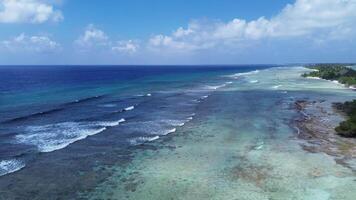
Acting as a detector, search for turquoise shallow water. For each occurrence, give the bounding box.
[1,66,355,199]
[84,67,356,200]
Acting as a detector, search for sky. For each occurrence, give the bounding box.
[0,0,355,65]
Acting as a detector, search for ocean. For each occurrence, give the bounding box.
[0,65,355,199]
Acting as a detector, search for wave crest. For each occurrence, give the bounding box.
[0,159,25,176]
[16,119,125,153]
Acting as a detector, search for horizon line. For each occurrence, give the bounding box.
[0,63,355,67]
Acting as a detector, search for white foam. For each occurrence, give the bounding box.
[328,80,347,87]
[162,128,177,135]
[163,119,186,127]
[128,136,160,145]
[97,118,125,127]
[295,126,301,135]
[137,93,152,97]
[332,80,340,84]
[205,82,229,90]
[227,70,260,78]
[306,76,353,89]
[306,77,321,80]
[0,159,25,176]
[249,80,259,83]
[16,122,108,153]
[124,106,135,111]
[99,104,116,108]
[254,143,264,150]
[272,85,282,89]
[201,95,209,99]
[123,120,180,136]
[205,83,227,90]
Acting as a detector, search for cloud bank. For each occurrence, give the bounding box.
[1,33,60,52]
[0,0,63,23]
[75,24,140,54]
[148,0,356,53]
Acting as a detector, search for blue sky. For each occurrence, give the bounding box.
[0,0,355,65]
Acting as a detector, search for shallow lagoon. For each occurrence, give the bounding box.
[85,67,356,200]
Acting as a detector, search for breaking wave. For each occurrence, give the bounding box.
[128,136,160,145]
[15,119,125,153]
[0,159,25,176]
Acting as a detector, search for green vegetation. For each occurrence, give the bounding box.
[302,63,356,86]
[334,100,356,137]
[302,64,356,138]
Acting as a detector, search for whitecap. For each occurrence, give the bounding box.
[99,104,116,108]
[97,118,125,127]
[16,122,108,153]
[227,70,260,78]
[124,106,135,111]
[0,159,25,176]
[128,136,160,145]
[163,119,186,127]
[295,126,301,135]
[162,128,176,135]
[201,95,209,99]
[122,121,179,136]
[249,80,259,83]
[272,85,282,89]
[253,141,264,150]
[137,93,152,97]
[205,83,227,90]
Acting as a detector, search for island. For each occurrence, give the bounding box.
[302,63,356,87]
[302,64,356,137]
[334,100,356,137]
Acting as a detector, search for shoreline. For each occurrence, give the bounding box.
[306,76,356,90]
[294,99,356,171]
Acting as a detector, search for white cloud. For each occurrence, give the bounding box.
[148,34,204,51]
[76,24,140,55]
[0,0,63,23]
[1,33,60,52]
[148,0,356,52]
[75,24,110,48]
[112,40,139,54]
